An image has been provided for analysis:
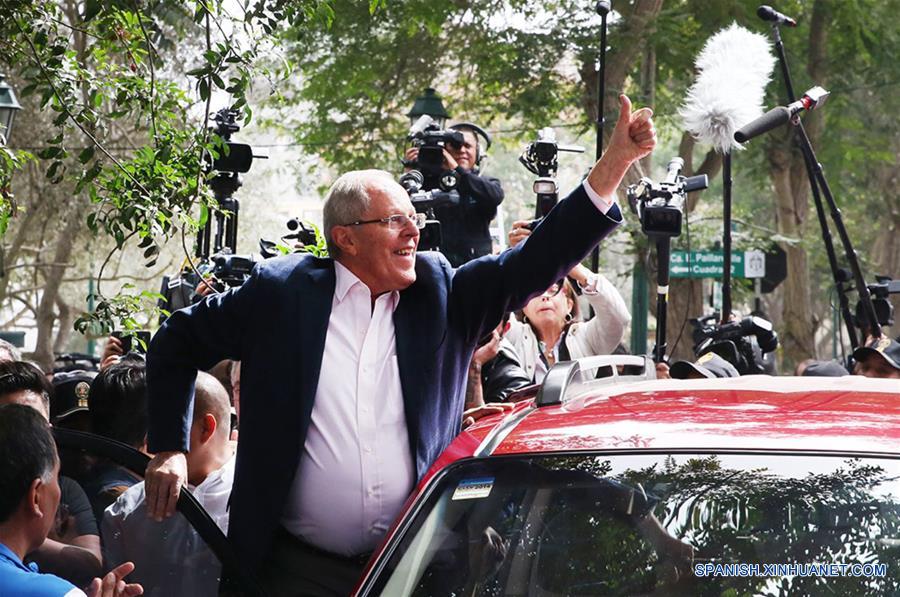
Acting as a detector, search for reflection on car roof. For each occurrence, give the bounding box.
[463,375,900,458]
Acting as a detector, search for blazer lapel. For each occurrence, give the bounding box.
[296,260,336,437]
[394,284,427,471]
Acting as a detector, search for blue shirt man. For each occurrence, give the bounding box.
[0,541,84,596]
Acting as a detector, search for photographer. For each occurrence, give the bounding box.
[852,336,900,379]
[404,123,504,266]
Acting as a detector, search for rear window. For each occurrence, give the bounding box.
[366,453,900,596]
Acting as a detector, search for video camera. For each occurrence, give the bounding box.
[627,157,708,238]
[404,115,464,193]
[397,169,459,252]
[856,275,900,328]
[159,108,264,318]
[519,128,583,219]
[259,217,321,259]
[691,314,779,375]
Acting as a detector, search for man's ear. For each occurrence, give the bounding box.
[201,413,217,444]
[27,477,45,518]
[331,226,360,257]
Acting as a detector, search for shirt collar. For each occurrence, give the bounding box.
[334,261,364,303]
[333,261,400,311]
[0,542,29,572]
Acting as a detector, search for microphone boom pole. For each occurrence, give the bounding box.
[590,0,611,284]
[761,10,862,354]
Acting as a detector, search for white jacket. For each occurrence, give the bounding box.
[506,274,630,383]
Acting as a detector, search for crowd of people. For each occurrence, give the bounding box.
[0,339,240,596]
[0,92,897,597]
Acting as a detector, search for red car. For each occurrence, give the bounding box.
[353,356,900,596]
[56,356,900,595]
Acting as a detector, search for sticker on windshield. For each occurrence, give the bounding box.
[452,477,494,500]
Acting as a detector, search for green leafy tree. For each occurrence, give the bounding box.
[0,0,336,368]
[278,0,900,368]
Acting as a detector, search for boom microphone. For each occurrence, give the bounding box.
[679,24,775,153]
[734,86,829,143]
[757,5,797,27]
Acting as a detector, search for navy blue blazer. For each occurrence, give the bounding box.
[146,184,621,570]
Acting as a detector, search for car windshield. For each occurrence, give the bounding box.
[367,453,900,596]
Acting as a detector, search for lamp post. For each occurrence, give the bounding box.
[406,87,450,128]
[0,74,22,145]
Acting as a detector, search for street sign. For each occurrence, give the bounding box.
[670,250,767,279]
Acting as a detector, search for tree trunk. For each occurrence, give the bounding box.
[869,148,900,338]
[53,297,74,354]
[32,210,81,370]
[768,0,829,369]
[662,133,724,362]
[577,0,664,185]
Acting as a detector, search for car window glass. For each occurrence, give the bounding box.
[54,438,231,597]
[369,453,900,596]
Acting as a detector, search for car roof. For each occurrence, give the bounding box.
[460,375,900,459]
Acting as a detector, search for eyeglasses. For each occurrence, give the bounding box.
[346,213,427,230]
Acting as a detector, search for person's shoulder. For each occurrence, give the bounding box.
[58,475,83,499]
[103,480,147,521]
[0,558,81,597]
[415,251,452,279]
[254,253,332,283]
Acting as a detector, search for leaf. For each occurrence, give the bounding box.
[198,202,209,227]
[199,78,210,101]
[46,160,63,180]
[83,0,102,22]
[38,146,63,160]
[83,162,103,184]
[78,146,96,164]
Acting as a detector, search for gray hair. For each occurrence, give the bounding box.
[322,170,396,258]
[0,339,22,363]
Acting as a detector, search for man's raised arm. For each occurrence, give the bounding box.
[451,94,656,342]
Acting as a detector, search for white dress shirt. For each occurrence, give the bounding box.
[281,262,415,556]
[102,455,236,597]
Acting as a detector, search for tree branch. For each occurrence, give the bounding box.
[12,18,152,196]
[131,0,158,144]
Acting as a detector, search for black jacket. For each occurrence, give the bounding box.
[434,167,504,267]
[481,341,532,402]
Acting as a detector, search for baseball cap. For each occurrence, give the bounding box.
[671,352,739,379]
[801,360,850,377]
[853,337,900,372]
[51,370,96,424]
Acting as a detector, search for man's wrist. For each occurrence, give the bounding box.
[587,147,633,198]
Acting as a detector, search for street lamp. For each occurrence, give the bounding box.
[0,74,22,145]
[406,87,449,128]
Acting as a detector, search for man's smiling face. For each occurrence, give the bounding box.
[335,181,421,297]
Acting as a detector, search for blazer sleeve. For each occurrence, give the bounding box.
[449,184,623,346]
[146,266,262,453]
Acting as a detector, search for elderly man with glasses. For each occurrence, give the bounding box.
[144,95,656,596]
